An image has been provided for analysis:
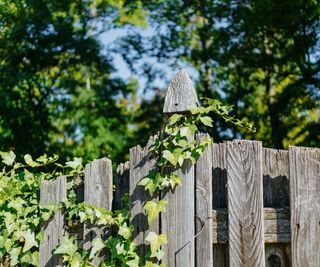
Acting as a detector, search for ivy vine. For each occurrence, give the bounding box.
[0,98,254,267]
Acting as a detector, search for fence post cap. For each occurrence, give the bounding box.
[163,68,199,114]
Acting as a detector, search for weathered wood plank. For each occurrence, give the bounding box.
[195,133,213,267]
[212,208,290,243]
[263,148,289,207]
[265,244,291,267]
[227,140,265,267]
[289,146,320,267]
[161,159,194,267]
[113,161,129,210]
[83,158,113,264]
[212,142,228,267]
[161,69,197,267]
[40,176,67,267]
[129,136,158,258]
[163,68,199,113]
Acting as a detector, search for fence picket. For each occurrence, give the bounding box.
[289,146,320,267]
[212,143,229,267]
[129,136,158,259]
[40,176,67,267]
[227,140,265,267]
[161,69,197,267]
[195,133,213,267]
[83,158,113,264]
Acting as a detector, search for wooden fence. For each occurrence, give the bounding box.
[39,69,320,267]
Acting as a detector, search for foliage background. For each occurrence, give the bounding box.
[0,0,319,163]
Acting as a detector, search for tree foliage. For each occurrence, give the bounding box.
[119,0,320,148]
[0,0,147,162]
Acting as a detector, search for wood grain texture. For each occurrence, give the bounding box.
[289,146,320,267]
[265,244,291,267]
[129,136,158,258]
[263,148,289,208]
[227,140,265,267]
[113,161,129,210]
[195,133,213,267]
[40,176,67,267]
[83,158,113,264]
[161,159,194,267]
[212,208,290,243]
[163,69,199,114]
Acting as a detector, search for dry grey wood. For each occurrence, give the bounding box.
[40,176,67,267]
[129,136,158,258]
[263,148,289,207]
[289,146,320,267]
[163,69,199,113]
[195,133,213,267]
[212,142,228,267]
[227,140,265,267]
[83,158,113,264]
[161,68,196,267]
[265,244,291,267]
[113,161,130,210]
[161,158,194,267]
[212,208,290,243]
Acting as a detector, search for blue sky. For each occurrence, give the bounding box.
[98,26,198,99]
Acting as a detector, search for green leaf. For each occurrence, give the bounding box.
[118,223,131,240]
[20,251,39,266]
[115,243,125,255]
[144,200,167,225]
[66,157,82,170]
[180,125,197,138]
[162,150,176,166]
[23,230,38,253]
[169,114,182,125]
[9,247,21,266]
[89,237,105,259]
[126,256,140,267]
[138,177,151,186]
[24,154,40,167]
[54,236,78,256]
[145,232,167,255]
[199,116,213,127]
[0,151,16,166]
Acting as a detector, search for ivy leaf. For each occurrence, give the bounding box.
[126,256,140,267]
[8,197,25,213]
[144,200,167,225]
[66,157,82,170]
[118,223,131,240]
[169,114,182,125]
[180,125,197,138]
[20,251,39,266]
[54,236,78,256]
[89,237,105,259]
[24,154,40,167]
[199,116,213,127]
[0,151,16,166]
[116,243,125,255]
[22,230,38,252]
[162,150,176,166]
[69,254,82,267]
[9,247,21,266]
[145,232,167,255]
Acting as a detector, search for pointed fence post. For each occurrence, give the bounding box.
[162,69,198,267]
